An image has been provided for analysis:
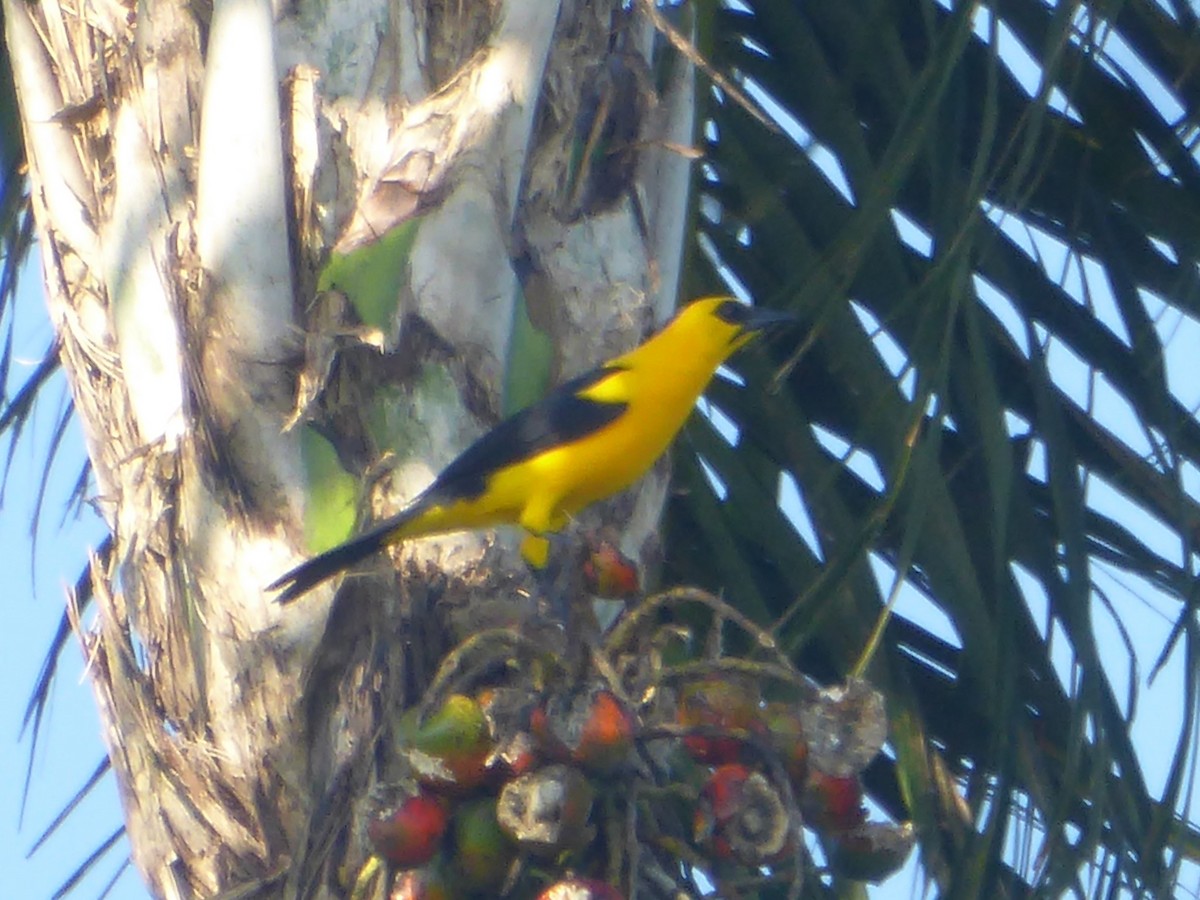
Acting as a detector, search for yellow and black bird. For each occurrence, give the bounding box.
[270,297,792,603]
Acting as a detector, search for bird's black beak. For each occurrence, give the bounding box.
[743,307,797,333]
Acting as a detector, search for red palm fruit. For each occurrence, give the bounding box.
[695,763,791,866]
[574,689,635,772]
[581,540,640,599]
[406,694,492,792]
[531,684,636,773]
[677,677,761,765]
[801,770,866,833]
[367,783,449,869]
[533,685,636,773]
[452,797,515,892]
[537,877,625,899]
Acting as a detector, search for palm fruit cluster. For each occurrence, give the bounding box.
[677,673,913,885]
[357,583,913,898]
[363,681,638,899]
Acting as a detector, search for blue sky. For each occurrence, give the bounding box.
[0,266,143,899]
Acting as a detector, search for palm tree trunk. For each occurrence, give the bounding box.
[2,0,693,894]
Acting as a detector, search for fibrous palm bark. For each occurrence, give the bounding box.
[2,0,694,894]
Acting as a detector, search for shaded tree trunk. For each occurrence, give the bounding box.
[2,0,693,894]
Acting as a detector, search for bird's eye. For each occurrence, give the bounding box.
[714,299,751,326]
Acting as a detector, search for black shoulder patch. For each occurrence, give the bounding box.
[426,365,628,504]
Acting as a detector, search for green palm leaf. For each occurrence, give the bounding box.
[668,0,1200,893]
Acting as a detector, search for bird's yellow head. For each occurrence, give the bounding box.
[670,296,795,363]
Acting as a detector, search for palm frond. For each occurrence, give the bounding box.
[48,825,125,900]
[25,757,112,857]
[0,340,59,504]
[667,0,1200,893]
[20,539,105,823]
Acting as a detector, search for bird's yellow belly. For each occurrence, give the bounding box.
[515,405,689,532]
[407,382,698,543]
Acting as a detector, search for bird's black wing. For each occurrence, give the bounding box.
[270,366,628,603]
[425,364,628,504]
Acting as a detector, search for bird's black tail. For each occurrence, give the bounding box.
[268,510,414,604]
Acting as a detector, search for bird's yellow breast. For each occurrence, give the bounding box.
[505,359,718,534]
